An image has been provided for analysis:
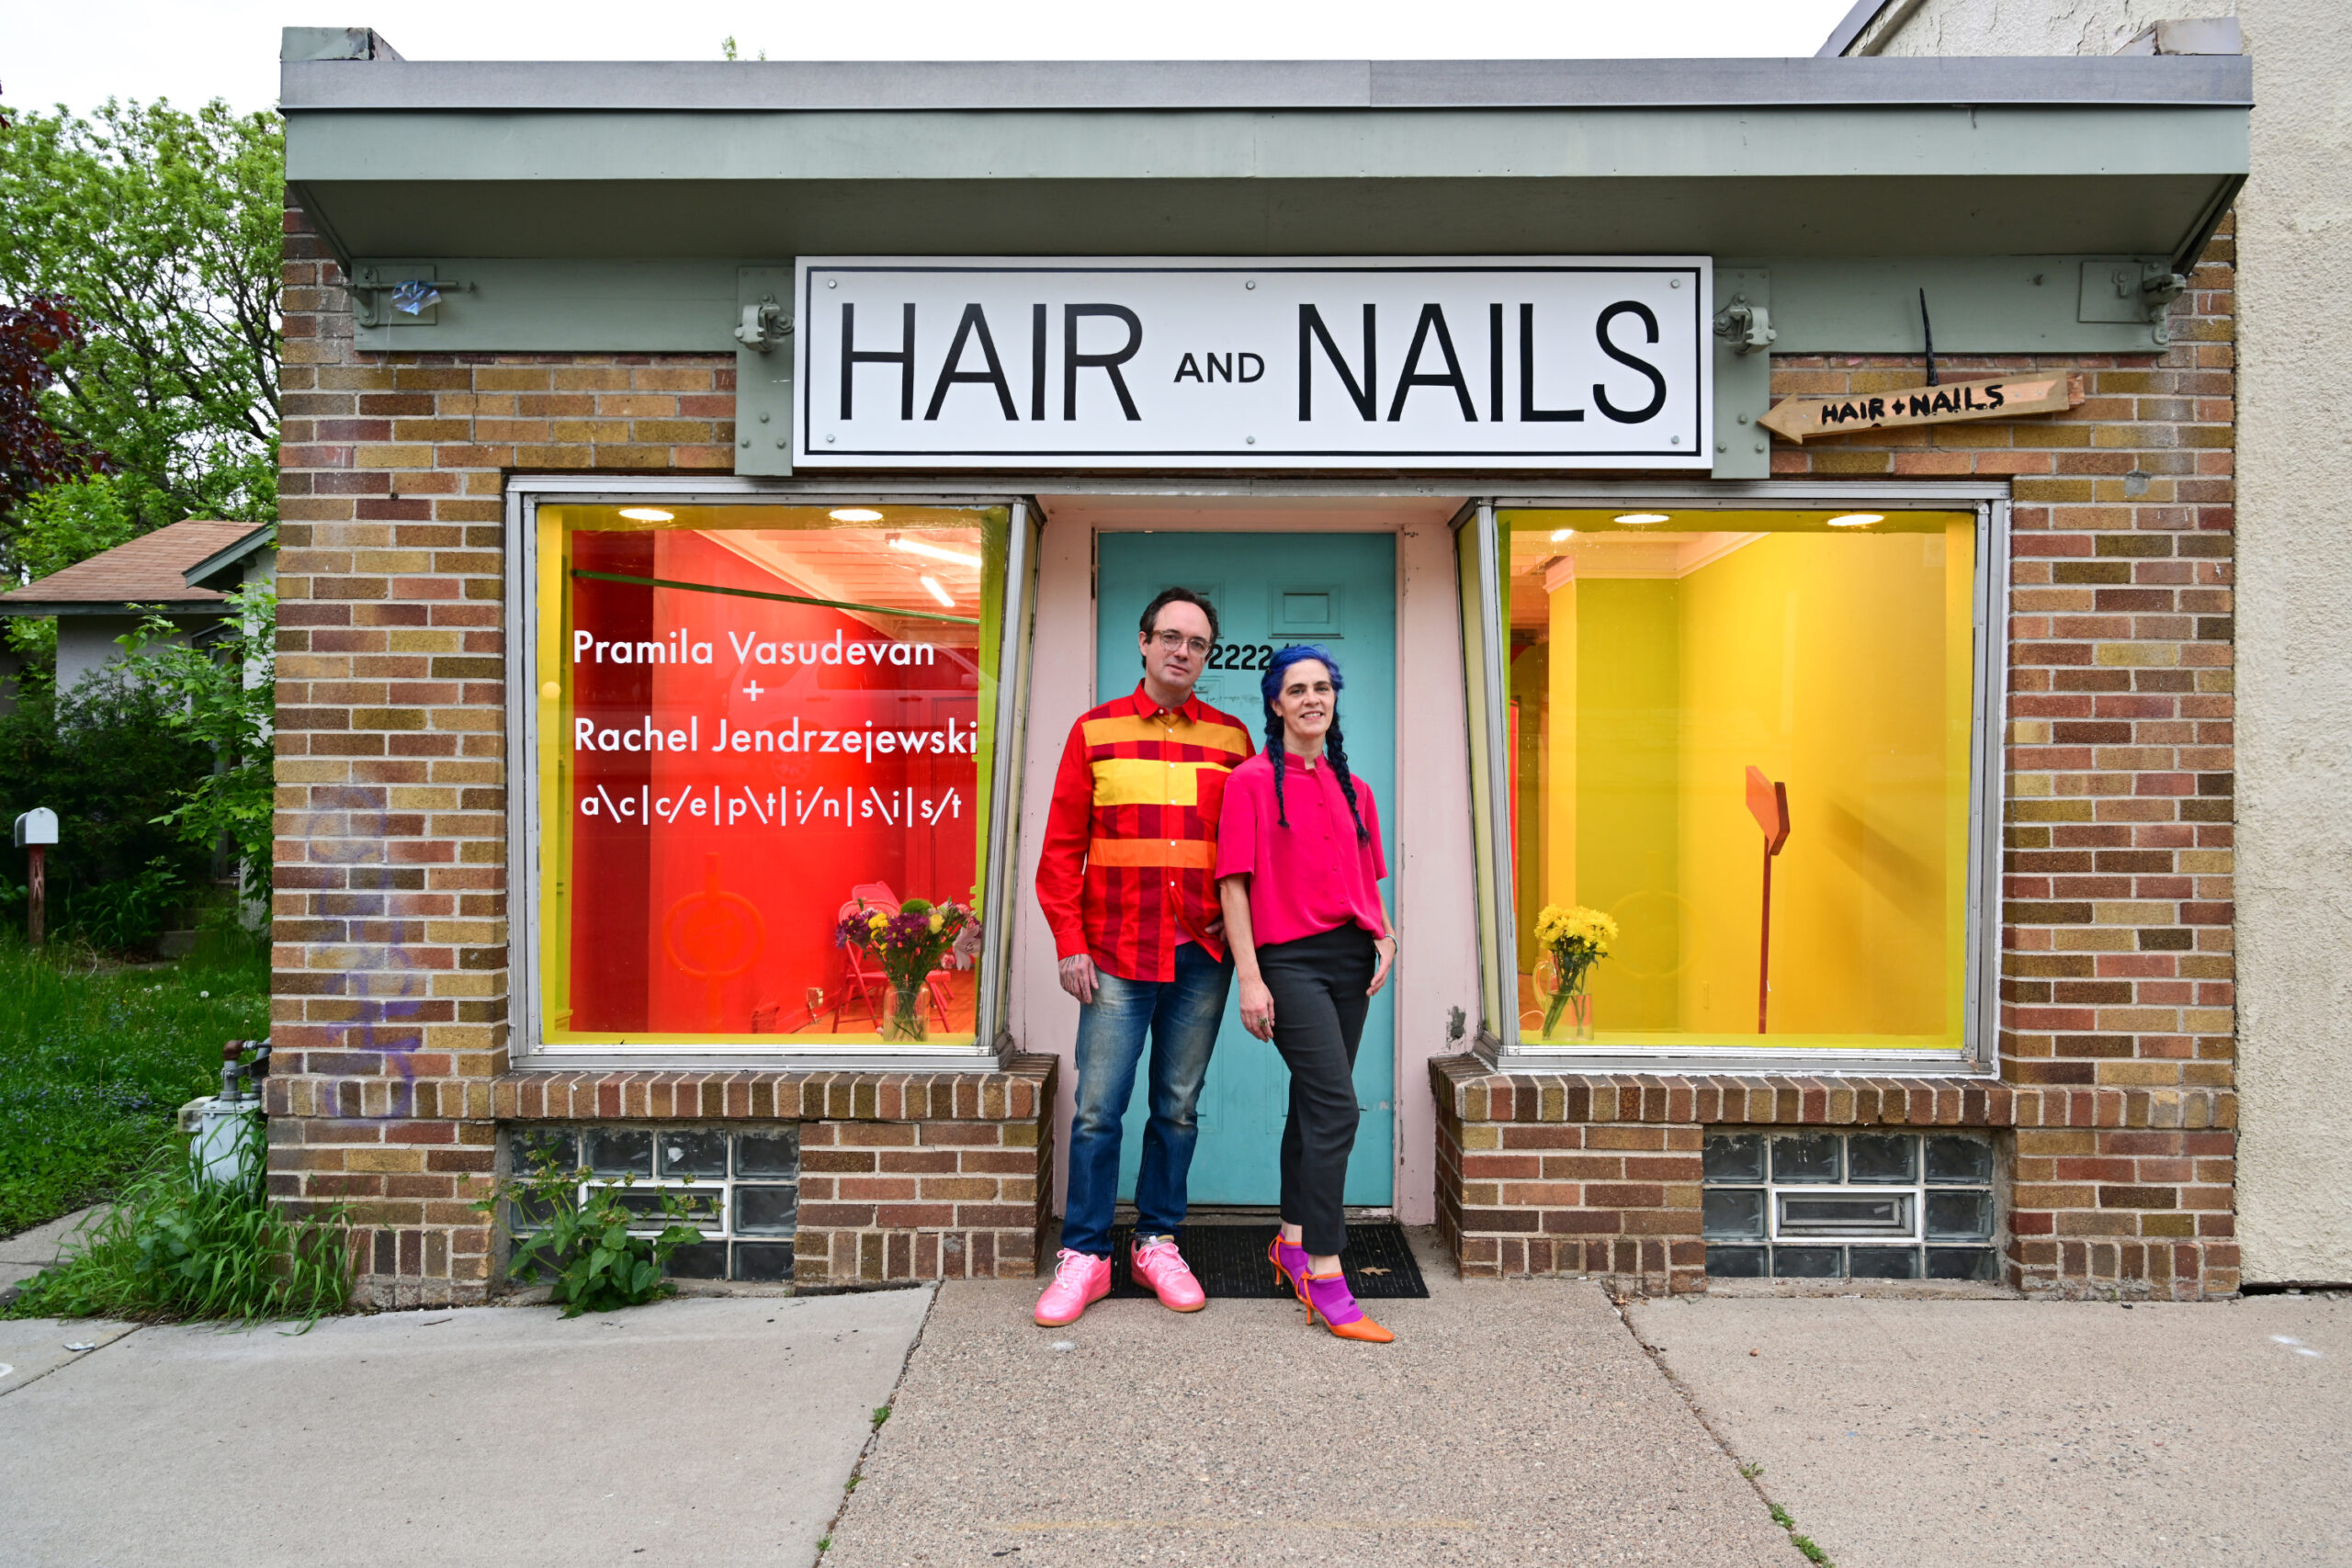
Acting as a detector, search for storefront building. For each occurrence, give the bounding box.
[271,31,2250,1303]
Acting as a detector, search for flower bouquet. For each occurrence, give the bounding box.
[836,897,978,1042]
[1532,904,1618,1043]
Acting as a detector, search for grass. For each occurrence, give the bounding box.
[2,1119,350,1325]
[1769,1504,1833,1566]
[0,931,270,1239]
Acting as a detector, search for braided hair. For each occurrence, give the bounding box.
[1261,644,1369,844]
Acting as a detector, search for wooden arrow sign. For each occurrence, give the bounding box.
[1759,373,2084,445]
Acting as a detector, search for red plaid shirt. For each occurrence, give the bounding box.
[1035,682,1256,983]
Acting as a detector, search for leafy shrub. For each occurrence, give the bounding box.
[0,661,214,950]
[125,580,276,899]
[5,1119,350,1326]
[479,1155,706,1317]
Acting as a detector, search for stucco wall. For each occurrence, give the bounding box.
[1850,0,2235,55]
[1860,0,2348,1281]
[2234,0,2352,1283]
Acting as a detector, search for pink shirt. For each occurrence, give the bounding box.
[1215,750,1389,948]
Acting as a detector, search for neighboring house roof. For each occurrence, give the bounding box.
[0,519,275,617]
[1818,0,1899,57]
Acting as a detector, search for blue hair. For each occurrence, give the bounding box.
[1261,644,1368,843]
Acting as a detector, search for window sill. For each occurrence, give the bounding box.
[1434,1055,2013,1129]
[492,1054,1056,1123]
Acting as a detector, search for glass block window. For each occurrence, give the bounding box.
[503,1125,799,1284]
[1702,1128,1997,1281]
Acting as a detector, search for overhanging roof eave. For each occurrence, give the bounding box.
[278,51,2252,113]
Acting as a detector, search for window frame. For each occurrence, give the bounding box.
[503,477,1039,1068]
[1464,480,2011,1075]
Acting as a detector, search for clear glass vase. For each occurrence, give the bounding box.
[881,974,929,1043]
[1533,958,1594,1043]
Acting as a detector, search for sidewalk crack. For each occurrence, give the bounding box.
[1611,1294,1832,1566]
[811,1283,936,1565]
[0,1325,144,1399]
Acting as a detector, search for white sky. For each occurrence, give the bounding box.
[2,0,1857,118]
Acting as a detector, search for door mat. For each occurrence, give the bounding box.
[1105,1222,1429,1301]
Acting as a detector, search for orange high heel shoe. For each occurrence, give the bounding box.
[1302,1268,1394,1343]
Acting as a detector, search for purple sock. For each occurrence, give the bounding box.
[1305,1270,1363,1326]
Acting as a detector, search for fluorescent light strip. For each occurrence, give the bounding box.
[889,536,984,569]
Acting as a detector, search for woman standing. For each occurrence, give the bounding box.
[1215,645,1398,1343]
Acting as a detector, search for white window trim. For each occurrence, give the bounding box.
[503,476,1037,1070]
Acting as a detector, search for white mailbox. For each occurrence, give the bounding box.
[14,807,57,848]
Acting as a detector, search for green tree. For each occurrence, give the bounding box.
[124,579,277,900]
[0,98,282,558]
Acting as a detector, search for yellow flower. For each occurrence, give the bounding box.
[867,910,888,931]
[928,911,945,933]
[1535,903,1617,957]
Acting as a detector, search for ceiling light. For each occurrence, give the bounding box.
[889,536,984,569]
[920,574,955,608]
[829,507,886,523]
[1613,513,1671,526]
[617,506,673,523]
[1826,513,1885,528]
[1551,528,1575,542]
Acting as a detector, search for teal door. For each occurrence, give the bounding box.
[1093,532,1397,1207]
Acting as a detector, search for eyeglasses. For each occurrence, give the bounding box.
[1150,629,1211,657]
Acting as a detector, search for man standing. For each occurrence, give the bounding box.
[1033,587,1253,1325]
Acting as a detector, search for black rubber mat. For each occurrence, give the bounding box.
[1105,1222,1429,1301]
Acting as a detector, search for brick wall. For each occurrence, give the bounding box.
[1435,222,2239,1302]
[495,1060,1056,1289]
[1432,1060,2235,1299]
[273,202,1057,1303]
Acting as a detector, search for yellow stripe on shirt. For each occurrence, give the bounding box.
[1080,713,1252,756]
[1090,756,1237,808]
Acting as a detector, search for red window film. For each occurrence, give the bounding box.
[545,507,1002,1043]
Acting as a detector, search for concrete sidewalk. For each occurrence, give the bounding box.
[0,1288,932,1568]
[1628,1292,2352,1568]
[0,1205,105,1298]
[7,1237,2344,1568]
[823,1232,1791,1567]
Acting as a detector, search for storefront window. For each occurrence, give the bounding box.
[1493,505,1983,1055]
[531,502,1011,1049]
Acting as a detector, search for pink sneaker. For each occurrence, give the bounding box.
[1035,1247,1111,1326]
[1130,1235,1206,1313]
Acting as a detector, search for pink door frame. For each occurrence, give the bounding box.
[1009,494,1479,1226]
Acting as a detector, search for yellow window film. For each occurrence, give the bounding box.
[1498,507,1977,1053]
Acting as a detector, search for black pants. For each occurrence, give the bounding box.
[1258,923,1376,1258]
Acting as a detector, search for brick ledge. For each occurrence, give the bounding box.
[492,1054,1057,1122]
[1430,1055,2233,1131]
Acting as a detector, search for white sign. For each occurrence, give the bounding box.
[792,257,1713,469]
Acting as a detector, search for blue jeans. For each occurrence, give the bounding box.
[1060,942,1234,1258]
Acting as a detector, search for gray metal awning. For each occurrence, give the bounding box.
[285,45,2247,271]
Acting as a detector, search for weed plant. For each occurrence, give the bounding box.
[0,926,269,1236]
[5,1118,350,1325]
[479,1155,706,1317]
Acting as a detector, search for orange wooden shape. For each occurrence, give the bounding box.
[1745,765,1791,854]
